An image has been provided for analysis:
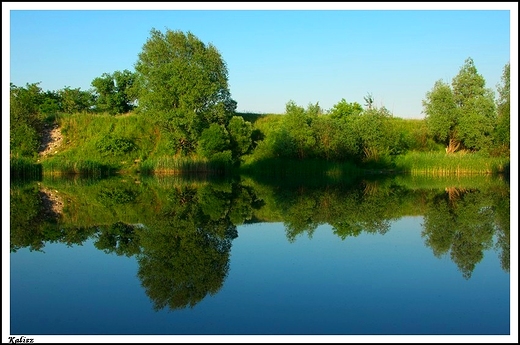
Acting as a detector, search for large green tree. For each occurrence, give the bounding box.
[494,62,510,151]
[423,58,496,153]
[134,28,237,154]
[451,58,496,151]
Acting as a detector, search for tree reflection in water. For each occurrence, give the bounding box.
[10,175,510,309]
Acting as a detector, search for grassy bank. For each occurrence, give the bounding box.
[10,112,510,178]
[25,112,231,177]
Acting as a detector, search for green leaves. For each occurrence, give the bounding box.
[10,83,45,157]
[329,98,363,119]
[423,80,458,145]
[423,57,497,153]
[197,123,232,162]
[96,135,136,156]
[91,70,136,115]
[495,63,510,149]
[227,116,253,159]
[135,28,237,155]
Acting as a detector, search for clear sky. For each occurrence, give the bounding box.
[4,3,516,119]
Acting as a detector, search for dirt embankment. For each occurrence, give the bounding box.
[38,123,64,158]
[38,123,65,216]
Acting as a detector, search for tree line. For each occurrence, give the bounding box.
[10,28,510,168]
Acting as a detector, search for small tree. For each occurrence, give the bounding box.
[197,123,232,162]
[282,101,316,159]
[91,73,116,114]
[58,86,94,114]
[329,98,363,119]
[91,70,136,115]
[39,90,62,118]
[227,116,253,161]
[10,83,45,157]
[353,106,396,162]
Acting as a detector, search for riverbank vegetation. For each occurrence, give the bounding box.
[10,29,510,179]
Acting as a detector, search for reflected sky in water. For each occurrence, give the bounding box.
[10,217,509,337]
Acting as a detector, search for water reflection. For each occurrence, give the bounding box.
[423,186,510,279]
[10,174,510,311]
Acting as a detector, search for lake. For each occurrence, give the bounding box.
[7,174,513,341]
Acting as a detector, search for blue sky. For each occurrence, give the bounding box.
[4,3,516,119]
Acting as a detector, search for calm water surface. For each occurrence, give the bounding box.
[8,175,512,339]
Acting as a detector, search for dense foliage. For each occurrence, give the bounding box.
[91,69,137,115]
[9,27,510,177]
[494,63,510,154]
[10,82,45,157]
[423,57,499,154]
[134,28,237,155]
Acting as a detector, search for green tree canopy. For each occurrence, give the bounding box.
[423,80,459,149]
[134,28,237,154]
[352,106,396,162]
[197,123,231,161]
[10,82,45,156]
[329,98,363,119]
[91,69,136,115]
[278,101,318,159]
[58,86,94,114]
[423,57,496,153]
[494,62,510,150]
[227,116,253,161]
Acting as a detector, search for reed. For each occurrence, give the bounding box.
[393,151,509,176]
[10,157,42,179]
[41,159,115,177]
[140,155,234,176]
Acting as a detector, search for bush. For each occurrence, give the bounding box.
[96,135,136,155]
[197,124,231,159]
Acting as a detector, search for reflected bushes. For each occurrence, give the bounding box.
[10,174,510,308]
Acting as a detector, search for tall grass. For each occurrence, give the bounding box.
[45,112,158,175]
[10,157,42,179]
[41,159,116,177]
[140,155,234,176]
[393,151,509,176]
